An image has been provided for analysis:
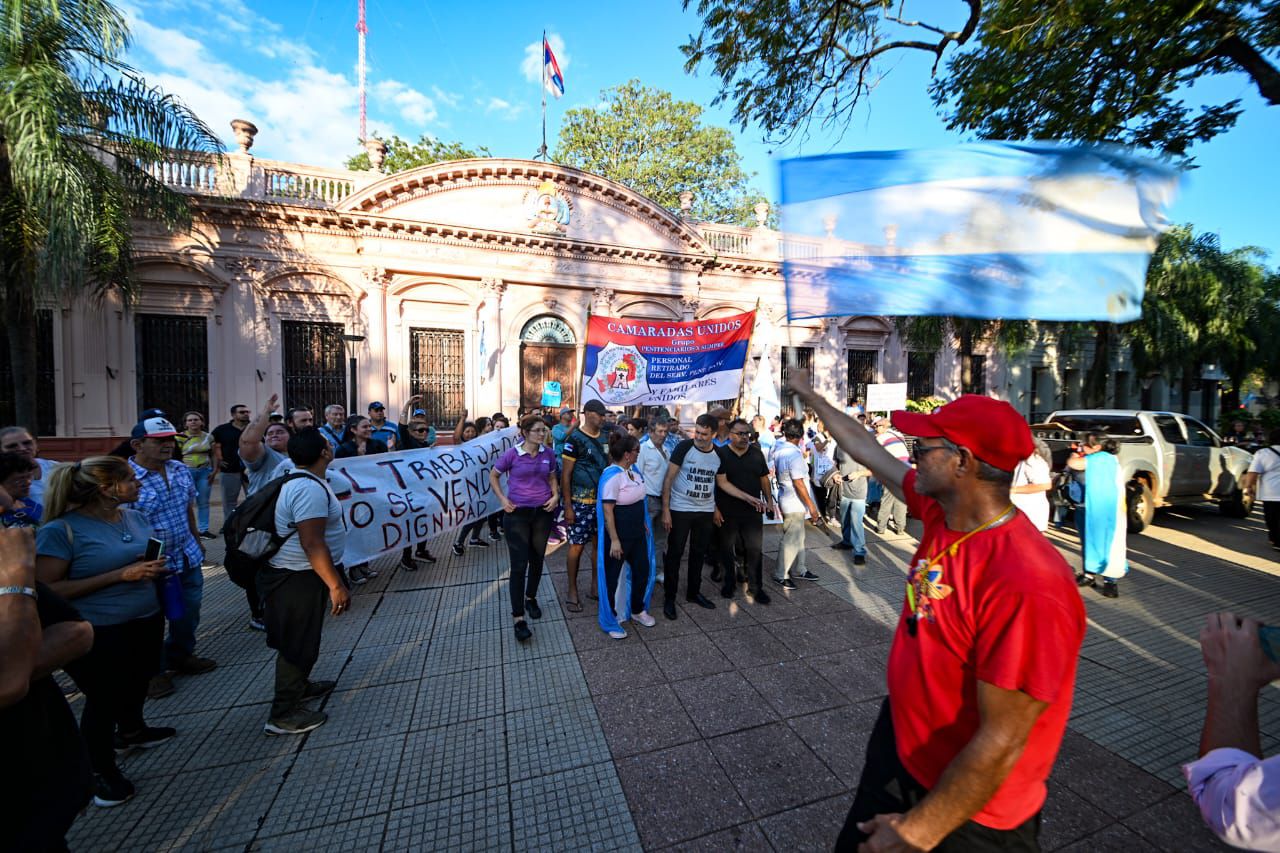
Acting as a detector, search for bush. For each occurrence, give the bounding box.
[906,397,947,414]
[1261,408,1280,433]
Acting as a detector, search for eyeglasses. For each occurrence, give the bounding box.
[911,442,957,463]
[730,430,751,437]
[410,428,428,434]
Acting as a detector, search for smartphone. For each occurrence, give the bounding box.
[144,537,165,562]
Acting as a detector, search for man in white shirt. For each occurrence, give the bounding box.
[661,414,722,619]
[773,419,821,590]
[873,418,912,535]
[259,427,350,736]
[0,426,59,505]
[1011,439,1054,532]
[1185,610,1280,850]
[1243,428,1280,552]
[638,419,671,570]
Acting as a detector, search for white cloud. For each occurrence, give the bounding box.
[432,86,462,109]
[480,96,527,121]
[121,4,441,166]
[521,33,570,87]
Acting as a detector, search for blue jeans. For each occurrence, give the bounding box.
[163,560,204,667]
[189,466,212,532]
[839,497,868,555]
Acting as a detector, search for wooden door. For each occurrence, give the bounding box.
[520,343,578,414]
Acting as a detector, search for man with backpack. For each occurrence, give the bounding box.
[253,428,350,735]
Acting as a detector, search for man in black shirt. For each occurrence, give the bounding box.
[211,403,252,512]
[715,419,775,603]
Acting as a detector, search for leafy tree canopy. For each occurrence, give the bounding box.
[682,0,1279,157]
[553,79,768,225]
[344,134,491,172]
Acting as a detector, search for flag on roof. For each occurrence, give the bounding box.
[543,37,564,99]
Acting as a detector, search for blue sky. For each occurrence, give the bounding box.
[121,0,1280,258]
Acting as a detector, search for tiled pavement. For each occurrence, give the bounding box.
[62,500,1279,850]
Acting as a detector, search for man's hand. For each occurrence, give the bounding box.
[857,814,925,853]
[785,367,814,397]
[564,505,576,525]
[330,584,351,616]
[662,510,673,532]
[713,508,724,527]
[1202,611,1280,693]
[609,538,623,560]
[0,528,36,587]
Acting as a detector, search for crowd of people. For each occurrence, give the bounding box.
[2,385,1279,851]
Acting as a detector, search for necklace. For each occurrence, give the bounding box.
[88,509,134,542]
[906,503,1015,631]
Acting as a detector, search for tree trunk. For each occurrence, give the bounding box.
[1180,368,1195,416]
[959,325,973,393]
[1083,322,1112,407]
[0,139,39,431]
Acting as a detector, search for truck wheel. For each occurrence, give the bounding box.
[1127,481,1154,532]
[1221,489,1254,519]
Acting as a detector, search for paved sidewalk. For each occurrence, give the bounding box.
[60,501,1277,850]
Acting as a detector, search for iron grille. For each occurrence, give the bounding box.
[136,314,208,423]
[281,321,345,414]
[963,354,987,396]
[846,349,877,407]
[907,351,935,401]
[780,347,814,417]
[410,327,465,429]
[0,310,57,435]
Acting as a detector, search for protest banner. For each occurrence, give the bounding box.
[329,428,518,565]
[865,382,908,412]
[580,310,756,406]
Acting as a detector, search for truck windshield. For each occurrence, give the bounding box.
[1050,415,1143,436]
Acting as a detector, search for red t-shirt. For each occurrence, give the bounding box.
[887,470,1086,830]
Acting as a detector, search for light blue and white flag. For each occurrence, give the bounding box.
[779,142,1180,323]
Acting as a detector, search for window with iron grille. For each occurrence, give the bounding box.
[281,320,345,415]
[780,347,814,417]
[907,351,935,401]
[0,310,57,435]
[136,314,208,423]
[962,354,987,396]
[410,328,465,429]
[846,349,877,407]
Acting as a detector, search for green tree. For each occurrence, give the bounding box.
[1127,226,1269,414]
[344,134,491,173]
[553,80,763,224]
[682,0,1279,156]
[896,316,1034,396]
[1,0,221,428]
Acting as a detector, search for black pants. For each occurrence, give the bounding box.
[260,568,330,718]
[504,507,553,618]
[604,501,651,615]
[664,510,713,603]
[836,699,1041,852]
[1265,501,1280,547]
[62,613,164,776]
[717,512,764,594]
[454,518,485,546]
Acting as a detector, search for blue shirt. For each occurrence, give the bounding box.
[370,422,400,448]
[663,432,680,455]
[36,509,160,625]
[0,497,42,528]
[318,424,343,452]
[127,459,203,572]
[552,422,574,457]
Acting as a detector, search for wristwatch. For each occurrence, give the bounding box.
[0,586,38,601]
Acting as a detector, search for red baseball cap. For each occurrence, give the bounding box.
[891,396,1034,473]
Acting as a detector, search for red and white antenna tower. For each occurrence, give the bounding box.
[356,0,367,141]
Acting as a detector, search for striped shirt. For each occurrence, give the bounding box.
[128,458,204,571]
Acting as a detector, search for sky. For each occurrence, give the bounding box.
[120,0,1280,259]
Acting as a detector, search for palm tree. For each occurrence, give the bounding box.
[895,316,1034,396]
[0,0,221,427]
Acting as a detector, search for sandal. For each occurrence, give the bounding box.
[565,599,583,613]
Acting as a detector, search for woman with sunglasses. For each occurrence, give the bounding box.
[395,402,438,568]
[489,414,560,641]
[335,416,387,584]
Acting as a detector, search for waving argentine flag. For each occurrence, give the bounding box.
[779,142,1180,323]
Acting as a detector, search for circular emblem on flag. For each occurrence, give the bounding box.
[589,342,650,405]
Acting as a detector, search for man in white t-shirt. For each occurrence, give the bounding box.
[773,419,822,589]
[638,419,671,568]
[661,414,722,619]
[1011,440,1054,532]
[1244,428,1280,552]
[873,417,912,535]
[259,428,350,736]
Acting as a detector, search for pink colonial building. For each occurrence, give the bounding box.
[8,120,1133,440]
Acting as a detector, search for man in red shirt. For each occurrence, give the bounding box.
[789,370,1086,852]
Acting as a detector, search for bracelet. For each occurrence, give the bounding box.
[0,586,38,601]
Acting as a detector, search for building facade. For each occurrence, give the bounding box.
[5,120,1209,439]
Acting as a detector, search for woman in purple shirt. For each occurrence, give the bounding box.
[489,414,560,642]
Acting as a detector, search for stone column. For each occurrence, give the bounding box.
[362,267,391,408]
[476,278,506,416]
[228,119,258,197]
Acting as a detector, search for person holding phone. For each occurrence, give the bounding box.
[34,457,173,809]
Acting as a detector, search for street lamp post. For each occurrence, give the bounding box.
[342,333,365,415]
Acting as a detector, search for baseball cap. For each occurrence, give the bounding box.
[891,396,1033,473]
[583,400,607,415]
[368,401,385,410]
[131,415,179,439]
[413,408,427,416]
[560,407,573,416]
[138,408,166,419]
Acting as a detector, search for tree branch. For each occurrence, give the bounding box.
[1210,34,1280,105]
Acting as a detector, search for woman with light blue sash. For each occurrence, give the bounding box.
[595,432,657,639]
[1070,434,1127,598]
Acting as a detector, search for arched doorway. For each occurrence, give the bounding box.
[520,315,577,414]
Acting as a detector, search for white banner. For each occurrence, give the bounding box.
[865,382,908,412]
[330,428,519,565]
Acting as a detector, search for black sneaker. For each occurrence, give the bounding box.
[264,708,327,736]
[687,594,716,610]
[302,680,336,699]
[750,589,771,605]
[1099,581,1120,599]
[452,543,465,556]
[831,543,854,551]
[468,538,491,548]
[773,576,798,590]
[415,546,437,563]
[525,598,543,620]
[92,770,135,808]
[115,725,176,753]
[514,621,532,642]
[489,531,502,542]
[796,570,820,581]
[399,556,419,571]
[663,600,678,620]
[853,555,867,566]
[198,530,217,540]
[1075,572,1096,587]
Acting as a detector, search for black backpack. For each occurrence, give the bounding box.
[221,471,320,590]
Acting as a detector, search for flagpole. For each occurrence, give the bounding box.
[734,300,762,417]
[538,29,548,161]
